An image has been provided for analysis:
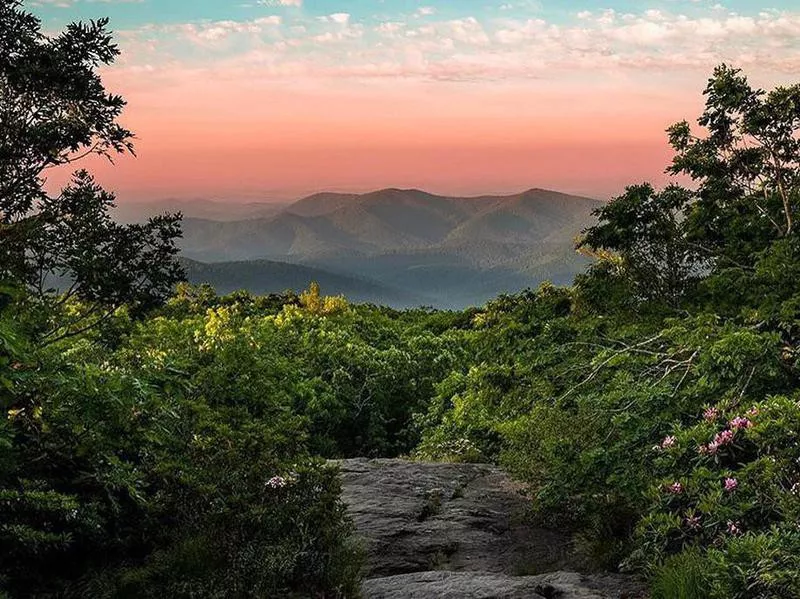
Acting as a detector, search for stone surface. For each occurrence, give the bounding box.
[335,458,645,599]
[362,571,644,599]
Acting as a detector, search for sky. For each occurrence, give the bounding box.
[27,0,800,202]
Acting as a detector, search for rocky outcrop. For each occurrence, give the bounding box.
[336,458,645,599]
[362,571,642,599]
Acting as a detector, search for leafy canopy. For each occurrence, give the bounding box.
[582,65,800,310]
[0,0,183,323]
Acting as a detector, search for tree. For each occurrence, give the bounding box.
[580,184,702,306]
[581,65,800,308]
[668,64,800,265]
[0,0,183,331]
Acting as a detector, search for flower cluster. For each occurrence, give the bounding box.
[716,429,735,444]
[267,476,287,489]
[653,435,678,452]
[666,481,684,495]
[699,429,735,455]
[729,416,752,430]
[695,408,757,455]
[726,521,742,535]
[640,397,800,577]
[662,435,677,448]
[685,514,701,530]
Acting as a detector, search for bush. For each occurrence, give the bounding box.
[650,549,707,599]
[631,395,800,596]
[651,530,800,599]
[0,298,362,598]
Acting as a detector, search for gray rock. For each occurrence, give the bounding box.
[362,571,643,599]
[336,458,572,578]
[335,458,645,599]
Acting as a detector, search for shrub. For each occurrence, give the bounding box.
[0,300,362,598]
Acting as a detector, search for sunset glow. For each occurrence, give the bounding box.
[30,0,800,201]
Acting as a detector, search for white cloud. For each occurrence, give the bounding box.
[30,0,76,6]
[33,0,144,4]
[375,21,405,34]
[115,7,800,84]
[139,17,282,46]
[329,13,351,25]
[414,17,490,46]
[256,0,302,6]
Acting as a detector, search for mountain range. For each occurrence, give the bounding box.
[114,198,289,223]
[125,188,602,308]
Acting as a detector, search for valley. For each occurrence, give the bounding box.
[132,187,599,308]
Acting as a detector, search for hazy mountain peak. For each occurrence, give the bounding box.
[177,186,601,308]
[114,197,290,223]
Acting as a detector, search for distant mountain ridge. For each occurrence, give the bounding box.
[130,187,602,308]
[113,198,289,223]
[178,188,599,260]
[181,258,426,307]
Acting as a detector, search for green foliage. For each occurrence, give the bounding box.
[668,65,800,260]
[581,184,701,306]
[0,288,362,597]
[0,279,467,594]
[412,65,800,594]
[0,1,184,329]
[651,530,800,599]
[650,549,707,599]
[3,16,800,597]
[125,285,467,458]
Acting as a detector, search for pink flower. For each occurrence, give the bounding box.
[730,417,752,430]
[701,430,735,456]
[727,521,742,535]
[267,476,287,489]
[699,440,723,455]
[661,435,677,449]
[724,477,738,492]
[666,482,684,495]
[746,407,759,418]
[685,515,701,530]
[703,407,720,422]
[713,429,735,446]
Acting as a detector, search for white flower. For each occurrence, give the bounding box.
[267,476,287,489]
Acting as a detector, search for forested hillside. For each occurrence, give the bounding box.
[175,188,598,308]
[3,2,800,598]
[178,188,599,263]
[180,257,426,307]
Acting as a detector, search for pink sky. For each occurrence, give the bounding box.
[39,4,800,202]
[47,69,694,201]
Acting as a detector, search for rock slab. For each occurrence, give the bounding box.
[362,571,642,599]
[336,458,645,599]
